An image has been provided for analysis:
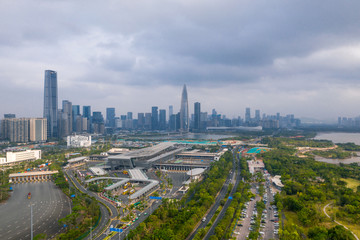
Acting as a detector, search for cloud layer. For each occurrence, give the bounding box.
[1,0,360,121]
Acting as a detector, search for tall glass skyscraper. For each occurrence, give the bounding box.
[43,70,58,138]
[180,84,189,132]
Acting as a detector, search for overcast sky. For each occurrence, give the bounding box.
[1,0,360,122]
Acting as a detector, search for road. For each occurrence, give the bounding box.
[65,169,117,240]
[204,148,241,239]
[323,203,359,240]
[0,182,70,240]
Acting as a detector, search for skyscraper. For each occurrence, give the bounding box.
[106,108,116,128]
[255,109,260,122]
[169,105,173,119]
[180,84,189,132]
[245,107,251,123]
[29,118,47,142]
[72,105,80,132]
[151,106,158,130]
[159,109,166,130]
[43,70,58,138]
[194,102,201,131]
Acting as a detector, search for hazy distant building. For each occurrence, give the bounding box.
[169,105,173,120]
[145,113,152,130]
[194,102,201,131]
[138,113,145,129]
[4,114,16,119]
[255,109,260,122]
[43,70,58,138]
[106,108,116,128]
[159,109,166,130]
[83,106,91,133]
[92,111,105,134]
[180,84,189,132]
[151,106,158,130]
[29,118,47,142]
[72,105,80,132]
[245,107,251,123]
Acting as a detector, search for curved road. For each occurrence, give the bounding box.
[65,169,118,240]
[0,182,71,240]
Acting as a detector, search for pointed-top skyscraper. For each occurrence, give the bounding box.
[180,84,189,132]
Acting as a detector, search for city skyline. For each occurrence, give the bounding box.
[2,1,360,121]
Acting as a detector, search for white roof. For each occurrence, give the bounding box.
[186,168,205,176]
[9,171,58,177]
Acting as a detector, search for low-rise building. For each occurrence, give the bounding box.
[1,150,41,165]
[67,134,91,148]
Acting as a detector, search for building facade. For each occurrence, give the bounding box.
[180,84,189,132]
[43,70,58,138]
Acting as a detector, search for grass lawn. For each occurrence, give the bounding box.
[341,178,360,191]
[324,203,360,239]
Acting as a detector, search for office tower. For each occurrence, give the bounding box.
[159,109,166,130]
[180,84,189,132]
[169,114,177,131]
[83,106,91,119]
[169,105,173,119]
[245,107,251,123]
[200,112,208,130]
[151,106,159,130]
[194,102,201,131]
[4,114,16,119]
[43,70,58,138]
[92,111,105,134]
[58,100,72,138]
[176,112,181,130]
[255,109,260,122]
[106,108,116,128]
[29,118,47,142]
[72,105,80,132]
[82,106,91,133]
[137,113,145,129]
[127,112,133,120]
[145,113,152,130]
[276,113,280,120]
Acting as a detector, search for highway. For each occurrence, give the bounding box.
[188,148,239,240]
[204,148,241,239]
[64,169,117,240]
[0,182,70,240]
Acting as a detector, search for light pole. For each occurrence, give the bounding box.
[30,204,33,240]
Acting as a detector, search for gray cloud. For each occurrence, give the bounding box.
[1,0,360,120]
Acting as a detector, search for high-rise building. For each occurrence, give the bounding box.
[169,105,173,119]
[5,118,29,143]
[83,106,91,119]
[194,102,201,131]
[29,118,47,142]
[245,107,251,123]
[4,114,16,119]
[43,70,58,138]
[106,108,116,128]
[72,105,80,132]
[145,113,152,130]
[82,106,91,133]
[58,100,72,138]
[180,84,189,132]
[159,109,166,130]
[255,109,260,122]
[137,113,145,129]
[151,106,158,130]
[127,112,133,120]
[92,111,105,134]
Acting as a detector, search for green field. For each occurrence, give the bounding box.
[341,178,360,191]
